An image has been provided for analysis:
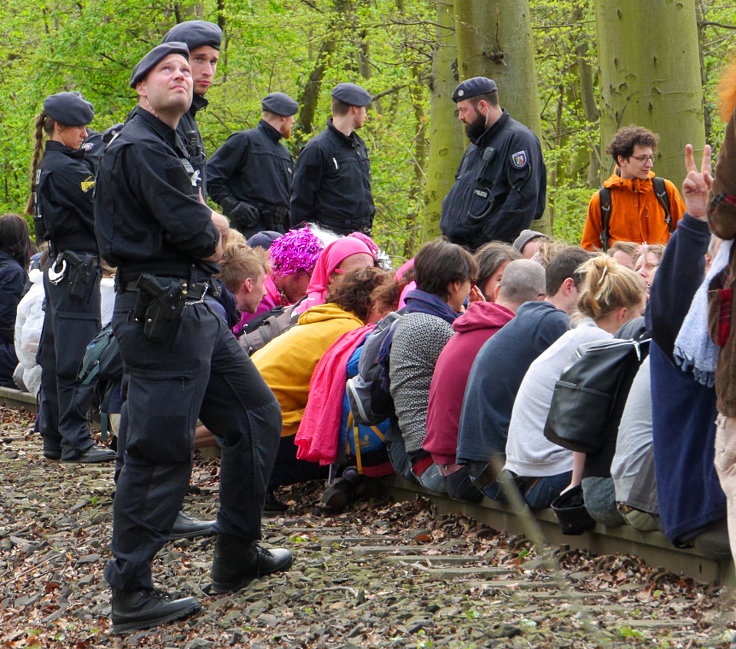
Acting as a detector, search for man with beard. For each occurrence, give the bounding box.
[440,77,546,250]
[208,92,299,237]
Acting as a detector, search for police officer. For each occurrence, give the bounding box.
[208,92,299,237]
[29,91,114,463]
[441,77,547,250]
[95,43,292,634]
[290,82,375,235]
[162,19,222,196]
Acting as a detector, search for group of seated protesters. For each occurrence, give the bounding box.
[1,195,729,555]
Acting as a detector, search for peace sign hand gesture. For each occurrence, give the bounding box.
[682,143,713,220]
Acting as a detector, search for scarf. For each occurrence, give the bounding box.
[673,239,733,386]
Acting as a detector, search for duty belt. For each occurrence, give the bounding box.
[123,279,213,300]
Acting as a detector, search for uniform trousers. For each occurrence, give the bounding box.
[105,292,280,591]
[38,260,100,459]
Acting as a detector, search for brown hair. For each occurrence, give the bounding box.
[326,266,390,323]
[0,213,31,268]
[606,126,658,165]
[634,243,665,266]
[468,91,499,108]
[607,241,639,261]
[545,246,593,296]
[474,241,521,293]
[576,255,646,320]
[414,238,477,301]
[331,98,352,116]
[217,241,270,294]
[25,111,56,215]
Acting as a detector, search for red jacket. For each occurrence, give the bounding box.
[423,301,514,465]
[581,171,686,250]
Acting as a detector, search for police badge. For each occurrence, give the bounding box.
[511,150,528,168]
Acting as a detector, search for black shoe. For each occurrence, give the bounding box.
[320,479,353,513]
[263,490,288,515]
[169,510,216,541]
[43,448,61,460]
[209,534,293,594]
[62,445,115,464]
[111,588,200,635]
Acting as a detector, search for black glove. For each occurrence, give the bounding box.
[226,200,259,231]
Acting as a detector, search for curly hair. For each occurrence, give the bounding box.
[606,126,658,165]
[326,266,390,322]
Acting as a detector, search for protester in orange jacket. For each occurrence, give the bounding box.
[581,126,686,251]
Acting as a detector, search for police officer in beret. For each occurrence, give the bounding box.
[208,92,299,237]
[95,43,292,634]
[162,19,222,197]
[28,91,114,463]
[291,82,375,235]
[441,77,546,249]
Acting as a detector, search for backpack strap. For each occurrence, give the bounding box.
[598,186,612,252]
[652,177,673,233]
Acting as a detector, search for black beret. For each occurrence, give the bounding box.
[163,20,222,51]
[331,83,372,107]
[262,92,299,117]
[451,77,498,102]
[247,230,283,250]
[130,42,189,89]
[43,92,94,126]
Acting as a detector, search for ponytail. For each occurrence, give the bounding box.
[576,254,645,320]
[25,110,55,216]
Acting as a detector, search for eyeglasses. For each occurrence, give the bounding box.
[631,155,654,163]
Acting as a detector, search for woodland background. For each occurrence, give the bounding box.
[0,0,734,260]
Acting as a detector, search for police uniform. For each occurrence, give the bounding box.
[440,77,547,249]
[208,93,299,237]
[290,83,374,235]
[96,44,287,619]
[162,20,223,199]
[34,92,108,462]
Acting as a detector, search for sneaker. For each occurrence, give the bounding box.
[168,510,216,541]
[209,534,293,594]
[111,588,200,635]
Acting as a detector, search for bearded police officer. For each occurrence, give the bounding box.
[208,92,299,237]
[162,20,222,197]
[95,43,292,635]
[290,82,374,235]
[441,77,546,249]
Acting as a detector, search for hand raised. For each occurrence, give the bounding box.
[682,143,712,220]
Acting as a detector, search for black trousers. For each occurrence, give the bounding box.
[37,260,100,459]
[105,293,281,591]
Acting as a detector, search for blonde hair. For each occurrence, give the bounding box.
[576,254,646,320]
[217,241,270,294]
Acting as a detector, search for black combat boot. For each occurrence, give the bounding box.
[209,534,293,594]
[111,588,201,635]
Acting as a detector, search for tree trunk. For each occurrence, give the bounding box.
[595,0,705,187]
[420,0,464,242]
[454,0,550,233]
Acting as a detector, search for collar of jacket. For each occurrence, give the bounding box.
[189,93,209,117]
[472,109,510,146]
[603,169,655,193]
[45,139,85,159]
[258,119,283,142]
[130,105,182,150]
[326,118,360,147]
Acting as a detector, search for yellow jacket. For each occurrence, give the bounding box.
[581,171,685,250]
[252,303,364,436]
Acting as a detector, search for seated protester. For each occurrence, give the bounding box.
[294,233,379,314]
[610,356,660,531]
[218,239,270,319]
[512,229,549,259]
[457,246,592,494]
[233,226,323,334]
[388,238,477,493]
[647,147,727,549]
[0,214,31,388]
[252,267,389,508]
[504,255,646,510]
[246,230,282,250]
[607,240,639,269]
[423,259,546,502]
[529,239,569,268]
[633,243,664,299]
[473,241,522,301]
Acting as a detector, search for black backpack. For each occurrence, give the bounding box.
[543,335,650,454]
[598,176,672,251]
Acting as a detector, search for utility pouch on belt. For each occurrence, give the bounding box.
[135,274,185,342]
[63,251,98,298]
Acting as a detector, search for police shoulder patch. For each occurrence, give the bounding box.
[80,175,95,192]
[511,150,528,168]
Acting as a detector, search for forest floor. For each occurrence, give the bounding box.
[1,404,735,649]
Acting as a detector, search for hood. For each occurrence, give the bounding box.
[28,268,43,284]
[603,169,655,194]
[453,301,514,333]
[297,302,363,326]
